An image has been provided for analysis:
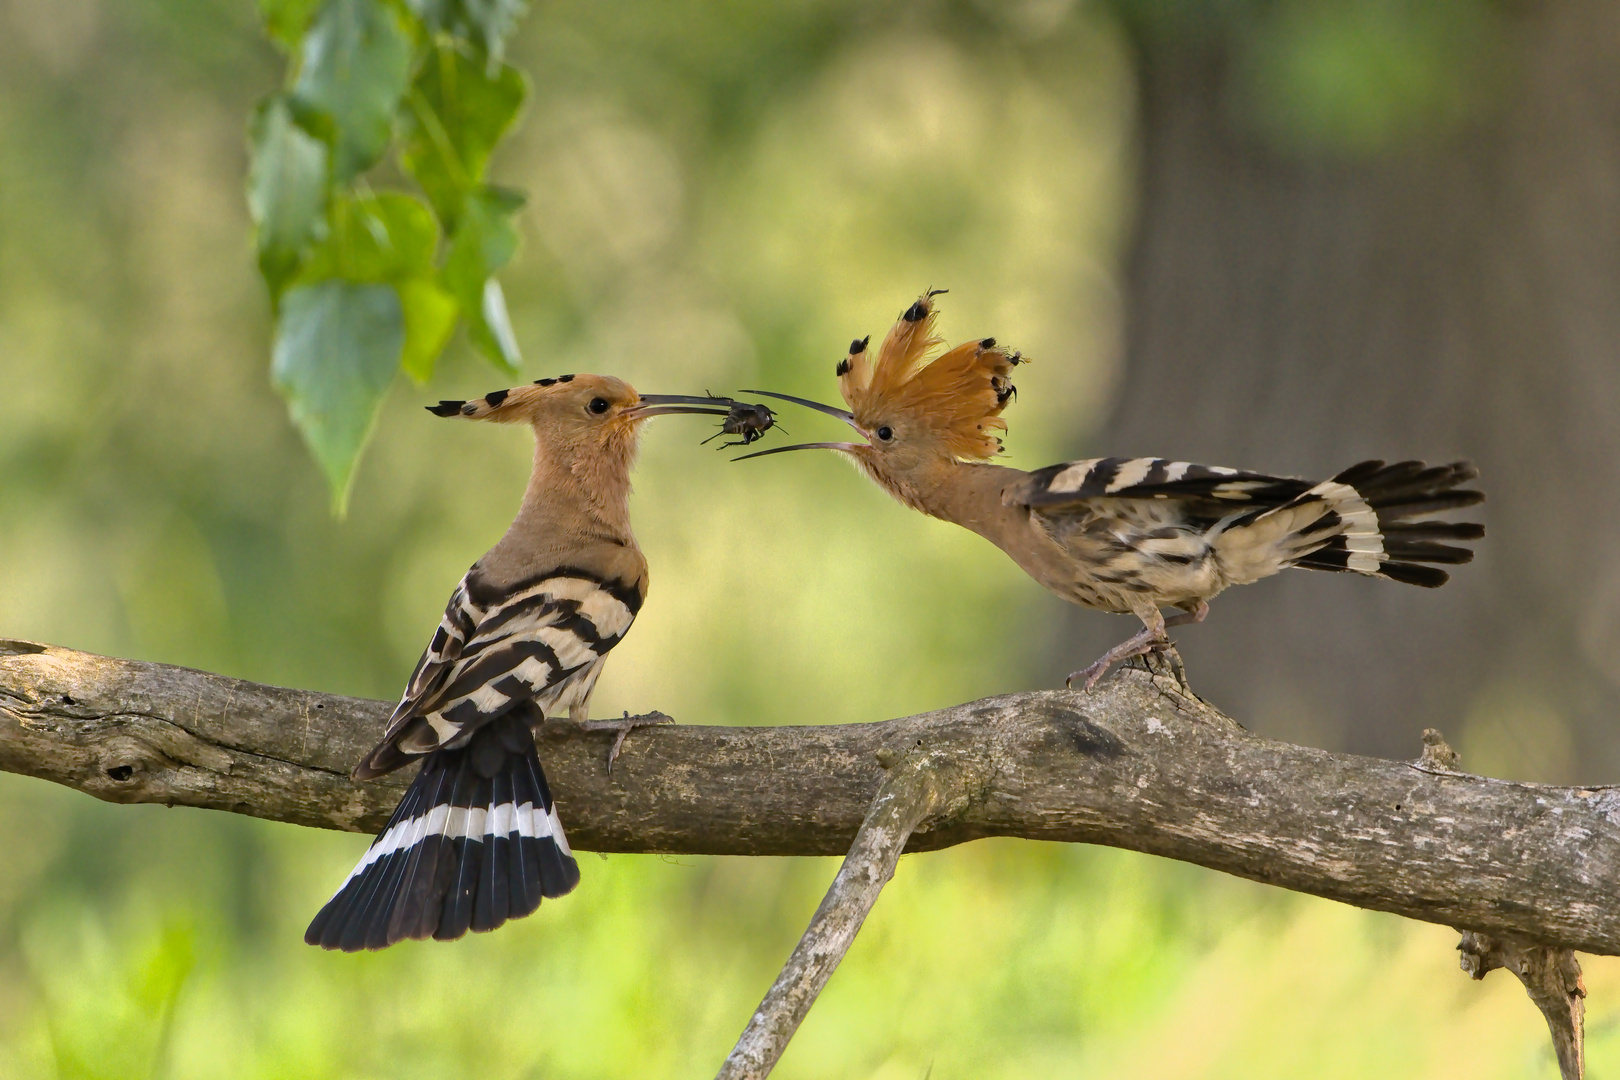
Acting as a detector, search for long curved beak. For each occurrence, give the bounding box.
[739,390,867,436]
[732,441,861,462]
[627,393,735,419]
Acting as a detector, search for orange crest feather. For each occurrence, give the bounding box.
[837,290,1023,461]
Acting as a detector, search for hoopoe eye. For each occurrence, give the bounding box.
[875,425,894,442]
[589,397,610,415]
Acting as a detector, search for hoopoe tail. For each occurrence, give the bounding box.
[305,710,580,951]
[1220,460,1484,589]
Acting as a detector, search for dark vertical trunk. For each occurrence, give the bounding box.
[1086,1,1620,775]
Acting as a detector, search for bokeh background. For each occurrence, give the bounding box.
[3,0,1619,1076]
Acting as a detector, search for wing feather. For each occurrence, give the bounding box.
[353,567,641,779]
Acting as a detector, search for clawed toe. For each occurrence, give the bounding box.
[1065,662,1111,692]
[1066,629,1172,693]
[579,710,674,775]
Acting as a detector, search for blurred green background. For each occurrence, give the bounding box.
[3,0,1619,1076]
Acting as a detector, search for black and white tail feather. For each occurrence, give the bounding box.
[1014,457,1483,591]
[307,563,640,951]
[305,709,579,951]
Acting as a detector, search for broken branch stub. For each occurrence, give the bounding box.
[1459,931,1585,1080]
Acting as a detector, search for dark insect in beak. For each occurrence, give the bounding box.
[700,400,781,450]
[728,390,870,461]
[740,390,866,435]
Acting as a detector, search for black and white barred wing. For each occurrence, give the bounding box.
[1010,457,1483,588]
[355,569,641,780]
[1010,456,1315,516]
[308,569,639,951]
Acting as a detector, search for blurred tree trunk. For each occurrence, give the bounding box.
[1086,0,1620,775]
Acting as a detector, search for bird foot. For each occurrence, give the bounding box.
[1065,629,1170,692]
[579,710,673,775]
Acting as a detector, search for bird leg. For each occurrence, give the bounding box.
[578,710,673,776]
[1066,601,1207,692]
[1163,599,1209,629]
[1066,626,1165,692]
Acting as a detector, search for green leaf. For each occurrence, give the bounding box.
[292,0,413,182]
[247,96,329,302]
[442,185,524,370]
[401,44,528,224]
[272,281,404,513]
[407,0,530,65]
[295,193,457,383]
[398,278,458,382]
[258,0,323,50]
[297,191,440,285]
[475,278,520,370]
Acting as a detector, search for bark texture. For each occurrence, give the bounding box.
[4,638,1620,954]
[1098,0,1620,771]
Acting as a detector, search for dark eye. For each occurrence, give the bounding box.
[876,426,893,442]
[589,397,610,415]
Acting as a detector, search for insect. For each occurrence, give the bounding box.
[701,398,780,450]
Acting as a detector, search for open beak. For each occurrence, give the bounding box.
[731,440,862,461]
[739,391,867,436]
[626,393,735,420]
[728,390,869,461]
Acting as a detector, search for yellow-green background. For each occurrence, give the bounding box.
[0,1,1610,1077]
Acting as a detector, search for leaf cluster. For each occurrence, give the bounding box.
[248,0,531,512]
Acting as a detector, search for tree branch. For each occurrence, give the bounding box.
[1460,932,1586,1080]
[6,637,1613,1074]
[716,742,975,1079]
[4,636,1620,956]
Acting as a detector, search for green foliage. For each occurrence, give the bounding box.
[271,281,405,513]
[246,97,328,297]
[441,184,524,370]
[401,44,528,226]
[290,0,413,182]
[248,0,532,510]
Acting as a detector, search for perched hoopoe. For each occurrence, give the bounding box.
[741,291,1484,690]
[305,376,735,952]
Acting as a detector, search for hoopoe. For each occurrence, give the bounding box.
[305,376,735,952]
[740,291,1484,690]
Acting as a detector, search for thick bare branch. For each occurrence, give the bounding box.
[716,743,976,1079]
[4,638,1620,955]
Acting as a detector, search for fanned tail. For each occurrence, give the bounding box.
[305,711,580,951]
[1286,460,1484,587]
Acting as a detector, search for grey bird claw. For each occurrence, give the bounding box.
[1065,662,1111,693]
[580,710,674,775]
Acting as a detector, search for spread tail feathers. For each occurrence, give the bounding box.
[1254,460,1484,587]
[305,712,580,951]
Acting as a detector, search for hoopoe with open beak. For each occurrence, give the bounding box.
[740,291,1484,690]
[305,375,735,952]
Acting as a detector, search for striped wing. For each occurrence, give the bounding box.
[1009,456,1313,517]
[355,567,642,779]
[1009,456,1482,594]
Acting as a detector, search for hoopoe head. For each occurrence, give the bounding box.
[428,374,731,481]
[738,290,1023,510]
